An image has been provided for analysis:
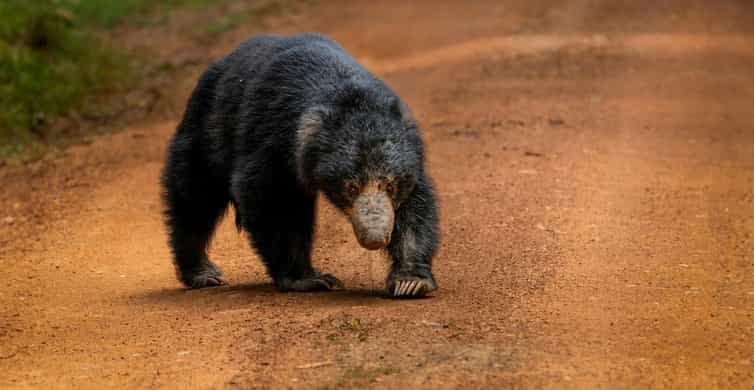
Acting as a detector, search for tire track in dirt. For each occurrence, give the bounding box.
[366,33,754,75]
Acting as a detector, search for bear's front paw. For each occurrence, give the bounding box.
[387,271,437,298]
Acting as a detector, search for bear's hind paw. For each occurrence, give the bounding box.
[179,259,226,289]
[277,273,344,292]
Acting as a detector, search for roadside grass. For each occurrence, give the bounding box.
[200,0,288,40]
[0,0,226,162]
[68,0,226,27]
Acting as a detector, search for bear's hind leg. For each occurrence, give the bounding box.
[162,136,229,288]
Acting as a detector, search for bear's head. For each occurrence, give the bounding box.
[296,93,424,250]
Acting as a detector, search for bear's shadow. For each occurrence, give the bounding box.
[132,282,406,310]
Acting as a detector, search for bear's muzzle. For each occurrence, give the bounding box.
[349,188,394,250]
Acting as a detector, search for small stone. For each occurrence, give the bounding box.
[296,361,333,369]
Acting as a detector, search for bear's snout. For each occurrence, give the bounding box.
[349,190,394,250]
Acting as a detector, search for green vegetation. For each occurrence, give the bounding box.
[66,0,226,27]
[203,1,286,38]
[205,14,245,36]
[0,0,224,160]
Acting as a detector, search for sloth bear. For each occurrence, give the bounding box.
[161,33,439,298]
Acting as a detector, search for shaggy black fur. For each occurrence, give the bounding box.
[161,33,439,297]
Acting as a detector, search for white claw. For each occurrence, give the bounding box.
[401,281,411,296]
[407,281,418,295]
[395,282,403,297]
[399,281,409,296]
[410,281,422,295]
[392,280,430,297]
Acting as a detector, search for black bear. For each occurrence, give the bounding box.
[161,33,439,298]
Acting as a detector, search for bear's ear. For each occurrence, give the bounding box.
[390,97,417,129]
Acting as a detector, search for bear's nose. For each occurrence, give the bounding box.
[349,190,394,251]
[357,229,391,250]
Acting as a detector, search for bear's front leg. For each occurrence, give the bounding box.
[386,175,439,298]
[236,165,344,293]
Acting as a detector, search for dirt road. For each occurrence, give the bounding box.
[1,1,753,388]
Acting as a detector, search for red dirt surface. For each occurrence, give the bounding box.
[1,1,753,388]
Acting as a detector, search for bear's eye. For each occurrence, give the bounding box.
[346,183,360,197]
[385,182,395,196]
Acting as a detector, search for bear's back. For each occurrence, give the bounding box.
[187,34,395,172]
[217,34,378,102]
[218,34,351,79]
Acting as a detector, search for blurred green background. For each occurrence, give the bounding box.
[0,0,226,160]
